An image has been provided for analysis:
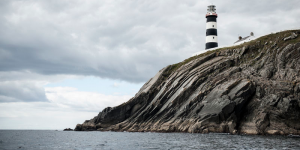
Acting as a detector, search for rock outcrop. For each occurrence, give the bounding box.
[75,30,300,135]
[63,128,73,131]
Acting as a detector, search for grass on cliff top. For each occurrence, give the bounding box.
[166,29,300,75]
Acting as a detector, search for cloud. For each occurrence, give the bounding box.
[113,82,120,88]
[45,87,132,112]
[1,0,299,85]
[0,0,202,83]
[0,71,82,102]
[0,86,134,129]
[0,80,47,102]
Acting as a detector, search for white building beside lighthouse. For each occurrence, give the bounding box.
[205,5,218,50]
[234,32,255,45]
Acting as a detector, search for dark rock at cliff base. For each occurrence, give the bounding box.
[75,30,300,135]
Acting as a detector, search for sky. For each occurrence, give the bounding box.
[0,0,299,129]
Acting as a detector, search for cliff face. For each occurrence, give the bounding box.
[75,30,300,135]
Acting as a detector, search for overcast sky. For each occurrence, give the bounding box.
[0,0,299,129]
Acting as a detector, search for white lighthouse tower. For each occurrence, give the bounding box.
[205,5,218,50]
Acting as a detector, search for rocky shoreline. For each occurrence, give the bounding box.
[74,30,300,135]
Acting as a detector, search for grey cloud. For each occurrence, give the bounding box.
[0,81,48,102]
[0,72,79,103]
[0,0,202,83]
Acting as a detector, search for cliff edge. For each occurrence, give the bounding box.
[75,30,300,135]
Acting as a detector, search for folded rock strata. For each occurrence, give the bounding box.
[75,30,300,135]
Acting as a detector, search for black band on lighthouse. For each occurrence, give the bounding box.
[206,29,217,36]
[206,42,218,49]
[206,16,217,22]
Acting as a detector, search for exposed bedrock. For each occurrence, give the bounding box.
[75,30,300,135]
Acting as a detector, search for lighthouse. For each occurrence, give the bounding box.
[205,5,218,50]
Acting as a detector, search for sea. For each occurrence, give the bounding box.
[0,130,299,150]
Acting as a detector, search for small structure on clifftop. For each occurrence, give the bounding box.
[234,32,255,45]
[205,5,218,50]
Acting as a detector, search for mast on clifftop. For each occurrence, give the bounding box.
[205,5,218,50]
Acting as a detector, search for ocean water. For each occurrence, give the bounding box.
[0,130,299,150]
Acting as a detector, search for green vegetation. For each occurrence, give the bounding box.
[165,29,300,77]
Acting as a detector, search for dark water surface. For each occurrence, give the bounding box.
[0,130,299,150]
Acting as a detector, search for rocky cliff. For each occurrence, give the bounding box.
[75,30,300,135]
